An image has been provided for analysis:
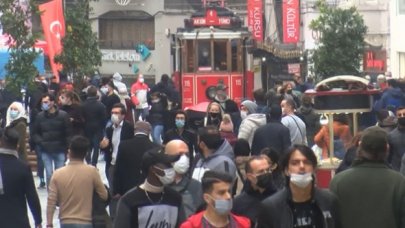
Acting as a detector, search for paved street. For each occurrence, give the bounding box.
[28,160,108,227]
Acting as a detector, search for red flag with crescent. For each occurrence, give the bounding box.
[39,0,65,81]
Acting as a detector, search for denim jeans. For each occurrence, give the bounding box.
[135,108,149,121]
[85,132,103,167]
[35,145,45,180]
[41,152,65,187]
[61,223,93,228]
[152,124,164,145]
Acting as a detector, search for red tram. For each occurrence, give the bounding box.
[172,0,254,109]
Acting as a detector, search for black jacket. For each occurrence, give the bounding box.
[60,103,85,136]
[82,96,107,136]
[101,93,121,119]
[251,120,291,156]
[104,120,134,166]
[32,107,72,153]
[113,134,158,195]
[256,187,340,228]
[0,153,42,227]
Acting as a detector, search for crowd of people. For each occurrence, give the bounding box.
[0,72,404,228]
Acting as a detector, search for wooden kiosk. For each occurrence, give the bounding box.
[305,75,379,188]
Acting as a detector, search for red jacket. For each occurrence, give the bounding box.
[130,80,149,106]
[180,211,251,228]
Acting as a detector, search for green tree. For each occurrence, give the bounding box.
[309,0,367,80]
[0,0,41,95]
[55,0,101,90]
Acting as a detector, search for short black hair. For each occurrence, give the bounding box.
[41,93,56,102]
[198,126,222,150]
[69,136,90,159]
[161,74,169,83]
[112,103,126,115]
[260,147,280,164]
[174,110,187,119]
[281,145,317,171]
[253,88,266,102]
[201,170,233,193]
[87,85,98,97]
[269,104,282,121]
[234,138,250,157]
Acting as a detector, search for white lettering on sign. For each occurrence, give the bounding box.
[101,50,141,62]
[286,0,298,39]
[236,79,242,86]
[193,18,207,25]
[253,6,262,38]
[219,17,231,25]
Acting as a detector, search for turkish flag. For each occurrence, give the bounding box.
[39,0,65,81]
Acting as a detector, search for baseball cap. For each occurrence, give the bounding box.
[360,126,388,153]
[141,148,180,173]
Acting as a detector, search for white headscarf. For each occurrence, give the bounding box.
[6,101,26,127]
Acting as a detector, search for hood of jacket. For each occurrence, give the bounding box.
[242,113,267,126]
[204,139,234,162]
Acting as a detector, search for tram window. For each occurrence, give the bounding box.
[214,41,227,71]
[231,39,241,72]
[184,40,195,73]
[198,41,211,70]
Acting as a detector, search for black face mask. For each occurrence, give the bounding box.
[256,172,273,189]
[398,117,405,126]
[286,89,292,94]
[210,112,219,119]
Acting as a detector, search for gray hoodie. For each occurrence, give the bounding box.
[238,114,267,147]
[192,140,236,181]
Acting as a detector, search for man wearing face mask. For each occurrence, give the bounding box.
[32,93,72,188]
[163,110,198,166]
[130,74,150,121]
[256,145,340,228]
[100,80,121,122]
[192,126,236,182]
[180,170,251,228]
[388,106,405,171]
[99,103,134,220]
[166,140,203,218]
[238,100,267,147]
[113,121,158,198]
[232,155,277,226]
[114,147,183,228]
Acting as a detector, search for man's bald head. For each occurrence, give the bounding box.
[165,140,189,156]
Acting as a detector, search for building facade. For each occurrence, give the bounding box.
[390,0,405,78]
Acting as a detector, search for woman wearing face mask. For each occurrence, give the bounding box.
[6,102,28,161]
[59,90,85,136]
[203,102,223,129]
[256,145,340,228]
[180,170,251,228]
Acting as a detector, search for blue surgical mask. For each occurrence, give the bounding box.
[9,110,19,119]
[175,119,185,128]
[210,196,233,215]
[42,103,50,111]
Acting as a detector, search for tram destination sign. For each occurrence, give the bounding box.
[192,17,231,26]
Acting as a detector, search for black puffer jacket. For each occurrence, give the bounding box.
[32,107,72,153]
[82,96,107,136]
[256,187,340,228]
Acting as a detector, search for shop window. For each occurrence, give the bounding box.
[99,18,155,50]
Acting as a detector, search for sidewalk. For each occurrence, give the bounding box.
[28,160,108,227]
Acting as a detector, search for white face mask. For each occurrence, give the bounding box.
[157,168,176,185]
[111,114,121,125]
[139,78,145,83]
[100,87,108,94]
[240,110,248,120]
[173,155,190,174]
[290,173,313,188]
